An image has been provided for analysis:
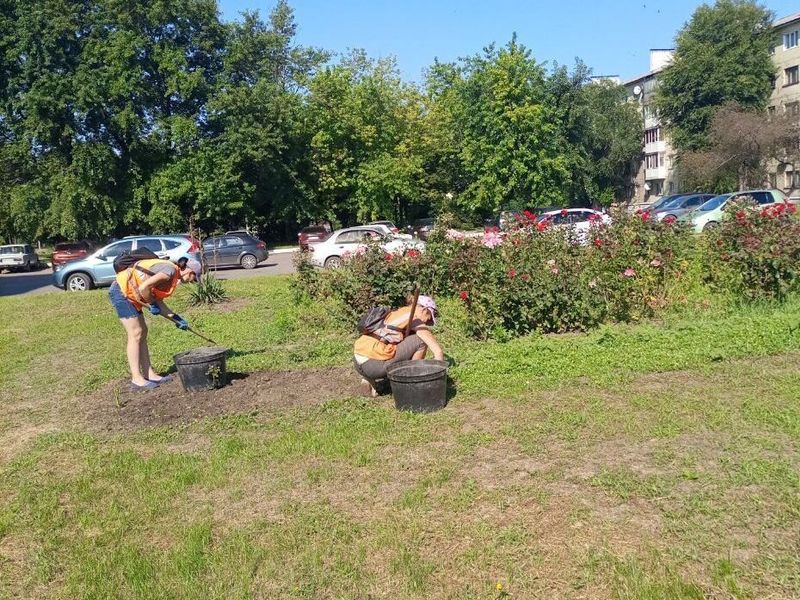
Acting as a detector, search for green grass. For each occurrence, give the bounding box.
[1,278,800,598]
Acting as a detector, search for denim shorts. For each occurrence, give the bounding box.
[109,281,141,319]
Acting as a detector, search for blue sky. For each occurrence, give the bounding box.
[218,0,799,83]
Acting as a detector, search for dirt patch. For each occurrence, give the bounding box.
[85,367,362,432]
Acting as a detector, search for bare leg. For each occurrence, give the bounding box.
[121,317,149,386]
[136,317,161,380]
[411,344,428,360]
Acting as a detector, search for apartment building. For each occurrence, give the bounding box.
[623,50,676,205]
[623,12,800,205]
[769,11,800,197]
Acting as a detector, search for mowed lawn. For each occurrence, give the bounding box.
[1,277,800,598]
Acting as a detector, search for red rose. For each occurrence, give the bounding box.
[640,211,651,222]
[406,249,420,259]
[507,268,517,279]
[536,220,549,232]
[561,209,569,217]
[788,203,797,214]
[663,215,676,225]
[521,273,530,282]
[593,238,603,247]
[459,291,469,301]
[523,209,536,221]
[735,210,746,222]
[384,252,394,261]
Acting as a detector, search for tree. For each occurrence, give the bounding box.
[306,51,426,225]
[678,104,800,191]
[655,0,775,152]
[575,80,644,205]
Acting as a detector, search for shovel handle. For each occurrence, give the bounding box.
[405,287,420,337]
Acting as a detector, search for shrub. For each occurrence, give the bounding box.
[585,209,694,321]
[703,199,800,301]
[188,273,228,306]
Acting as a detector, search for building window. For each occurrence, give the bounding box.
[645,153,664,169]
[795,171,800,188]
[770,173,777,188]
[785,31,798,49]
[785,66,799,86]
[644,127,661,144]
[643,105,656,120]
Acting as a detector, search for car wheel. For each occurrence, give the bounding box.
[324,256,342,269]
[66,272,93,291]
[240,253,258,269]
[703,222,719,232]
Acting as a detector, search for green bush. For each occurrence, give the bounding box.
[703,199,800,301]
[585,209,695,321]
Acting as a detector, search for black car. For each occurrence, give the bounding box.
[202,233,269,270]
[408,218,435,240]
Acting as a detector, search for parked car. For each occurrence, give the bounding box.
[643,194,688,214]
[202,233,268,270]
[652,193,715,221]
[51,241,93,268]
[308,226,425,269]
[0,244,40,272]
[53,235,202,291]
[682,189,787,233]
[298,226,331,250]
[368,220,399,234]
[537,208,611,243]
[408,218,436,240]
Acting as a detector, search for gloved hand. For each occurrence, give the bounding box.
[148,304,161,316]
[172,315,189,330]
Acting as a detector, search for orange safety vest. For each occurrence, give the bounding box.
[353,306,428,361]
[115,259,180,309]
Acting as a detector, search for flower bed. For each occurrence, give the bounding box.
[294,206,796,339]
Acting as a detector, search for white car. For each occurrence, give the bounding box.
[308,226,425,268]
[538,208,610,243]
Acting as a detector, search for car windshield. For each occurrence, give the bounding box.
[0,246,23,254]
[649,196,677,211]
[698,194,730,212]
[659,196,688,210]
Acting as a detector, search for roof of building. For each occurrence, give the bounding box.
[622,68,662,87]
[774,11,800,29]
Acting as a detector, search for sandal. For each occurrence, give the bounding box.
[149,375,173,385]
[129,381,158,392]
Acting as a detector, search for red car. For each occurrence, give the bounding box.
[298,226,330,250]
[51,241,93,268]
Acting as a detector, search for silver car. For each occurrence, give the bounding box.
[52,235,202,291]
[0,244,40,272]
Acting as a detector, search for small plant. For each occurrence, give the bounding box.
[189,273,229,306]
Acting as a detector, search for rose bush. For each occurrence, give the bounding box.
[703,199,800,301]
[293,205,792,339]
[585,209,694,321]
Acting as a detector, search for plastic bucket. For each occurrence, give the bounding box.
[173,346,229,392]
[386,359,448,413]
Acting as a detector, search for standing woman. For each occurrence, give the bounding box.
[109,258,200,390]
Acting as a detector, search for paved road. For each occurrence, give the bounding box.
[0,251,298,298]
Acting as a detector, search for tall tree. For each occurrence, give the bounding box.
[679,104,800,191]
[306,51,426,225]
[655,0,775,152]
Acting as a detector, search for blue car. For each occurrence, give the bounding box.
[53,235,202,291]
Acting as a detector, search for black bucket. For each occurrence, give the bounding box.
[173,346,229,392]
[386,359,448,413]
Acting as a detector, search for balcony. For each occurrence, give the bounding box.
[645,166,668,180]
[644,140,667,154]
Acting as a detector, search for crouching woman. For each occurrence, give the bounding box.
[109,258,200,391]
[353,295,444,397]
